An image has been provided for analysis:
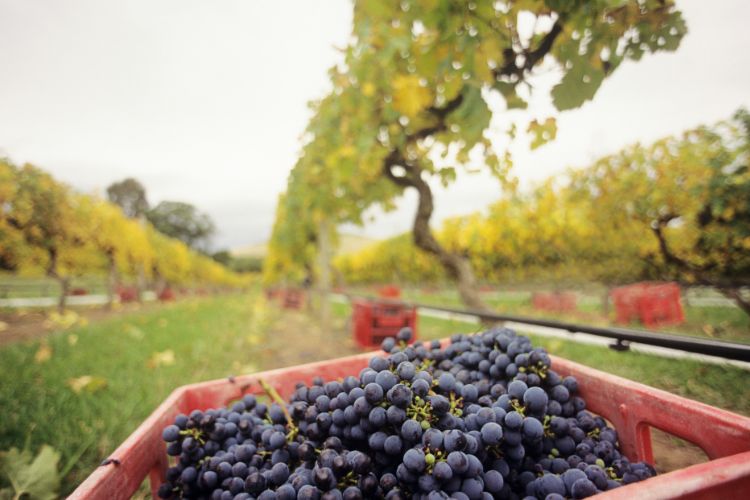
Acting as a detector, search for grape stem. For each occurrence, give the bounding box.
[257,378,294,426]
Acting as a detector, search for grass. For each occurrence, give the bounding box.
[332,301,750,416]
[0,291,277,495]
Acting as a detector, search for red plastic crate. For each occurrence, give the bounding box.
[71,343,750,500]
[117,286,138,303]
[377,285,401,298]
[282,289,305,310]
[265,288,305,309]
[532,291,577,313]
[352,299,417,348]
[611,282,684,328]
[157,288,175,302]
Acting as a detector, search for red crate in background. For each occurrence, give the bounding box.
[117,286,138,303]
[532,291,577,313]
[377,285,401,299]
[611,282,684,328]
[264,288,304,309]
[352,299,417,348]
[282,289,305,310]
[157,287,175,302]
[70,342,750,500]
[69,287,88,296]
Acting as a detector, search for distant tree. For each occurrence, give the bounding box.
[229,256,263,273]
[106,178,149,218]
[5,165,99,312]
[210,250,263,273]
[211,250,232,266]
[146,201,216,251]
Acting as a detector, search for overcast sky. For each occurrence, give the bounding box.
[2,0,749,250]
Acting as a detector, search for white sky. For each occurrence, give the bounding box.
[2,0,749,250]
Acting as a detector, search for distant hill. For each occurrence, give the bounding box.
[230,233,378,258]
[337,234,379,255]
[230,242,268,258]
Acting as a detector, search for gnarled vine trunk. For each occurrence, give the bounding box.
[385,152,487,312]
[106,251,117,310]
[46,248,69,313]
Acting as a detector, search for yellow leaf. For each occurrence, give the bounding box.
[35,342,52,363]
[0,320,8,332]
[392,74,433,118]
[147,349,175,368]
[124,324,144,340]
[44,310,80,330]
[67,334,78,346]
[361,82,376,97]
[67,375,107,394]
[157,318,168,327]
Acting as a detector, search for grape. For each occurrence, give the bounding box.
[396,361,416,381]
[522,386,548,413]
[446,451,469,474]
[270,462,290,485]
[433,460,453,482]
[571,477,597,498]
[504,411,523,430]
[521,417,544,442]
[384,435,402,455]
[537,473,566,496]
[298,484,321,500]
[403,448,426,473]
[480,422,503,445]
[387,384,412,407]
[363,383,384,404]
[438,372,456,392]
[483,469,503,492]
[162,424,180,442]
[180,466,197,483]
[396,327,413,342]
[400,418,423,442]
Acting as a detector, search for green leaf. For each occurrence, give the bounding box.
[451,86,491,146]
[527,118,558,150]
[494,82,528,110]
[551,59,605,111]
[0,445,61,500]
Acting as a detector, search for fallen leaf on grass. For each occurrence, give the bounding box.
[0,321,7,332]
[34,342,52,363]
[232,361,258,374]
[67,375,107,394]
[67,334,78,346]
[147,350,175,368]
[0,444,61,500]
[124,324,144,340]
[44,310,80,330]
[246,333,263,346]
[157,318,168,327]
[702,324,715,337]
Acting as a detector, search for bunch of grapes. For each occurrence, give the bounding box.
[158,327,655,499]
